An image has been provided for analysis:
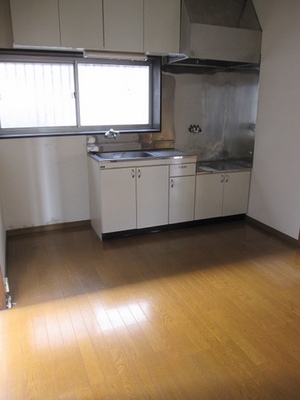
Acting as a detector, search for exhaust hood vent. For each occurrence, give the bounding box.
[168,0,262,67]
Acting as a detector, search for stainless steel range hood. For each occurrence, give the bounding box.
[168,0,262,67]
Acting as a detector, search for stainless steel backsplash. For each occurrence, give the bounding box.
[170,68,259,162]
[87,68,259,163]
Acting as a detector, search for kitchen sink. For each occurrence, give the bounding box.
[96,151,154,160]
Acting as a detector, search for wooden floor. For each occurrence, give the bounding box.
[1,221,300,399]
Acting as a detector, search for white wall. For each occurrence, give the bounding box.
[1,0,299,242]
[249,0,300,240]
[0,136,90,230]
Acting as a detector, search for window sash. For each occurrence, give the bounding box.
[78,63,150,127]
[0,61,77,129]
[0,53,160,138]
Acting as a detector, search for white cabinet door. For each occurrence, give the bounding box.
[169,176,195,224]
[195,171,251,220]
[103,0,143,52]
[59,0,104,49]
[136,165,169,229]
[195,174,223,220]
[144,0,180,54]
[100,168,136,233]
[222,171,251,216]
[10,0,60,47]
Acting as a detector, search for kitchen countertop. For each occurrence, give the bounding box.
[197,159,252,174]
[88,149,197,167]
[88,150,252,173]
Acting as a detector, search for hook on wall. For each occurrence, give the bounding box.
[188,125,202,134]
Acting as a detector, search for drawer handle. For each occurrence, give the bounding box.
[179,165,187,169]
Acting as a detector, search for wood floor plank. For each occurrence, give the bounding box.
[0,310,9,400]
[19,306,43,400]
[4,221,300,399]
[6,308,25,400]
[32,304,58,400]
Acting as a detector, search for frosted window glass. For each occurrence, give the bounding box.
[0,62,76,128]
[78,63,149,126]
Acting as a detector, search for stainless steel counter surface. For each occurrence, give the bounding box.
[89,149,196,162]
[197,160,252,173]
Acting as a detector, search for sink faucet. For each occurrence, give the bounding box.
[104,128,119,139]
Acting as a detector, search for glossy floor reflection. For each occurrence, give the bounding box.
[1,221,300,399]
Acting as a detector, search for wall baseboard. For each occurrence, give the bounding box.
[6,217,299,248]
[6,220,91,237]
[246,216,299,247]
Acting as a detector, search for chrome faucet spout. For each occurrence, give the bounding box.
[104,128,119,139]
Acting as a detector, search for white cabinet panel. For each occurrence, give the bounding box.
[195,174,223,220]
[100,167,136,233]
[169,176,195,224]
[10,0,60,47]
[89,162,169,238]
[0,0,13,48]
[144,0,180,54]
[222,171,251,216]
[103,0,143,52]
[195,171,251,220]
[59,0,104,49]
[10,0,180,53]
[136,165,169,229]
[88,156,103,239]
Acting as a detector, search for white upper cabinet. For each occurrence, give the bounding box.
[10,0,61,47]
[103,0,143,52]
[10,0,180,54]
[144,0,180,54]
[59,0,104,49]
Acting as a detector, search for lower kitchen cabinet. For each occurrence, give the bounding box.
[195,173,223,219]
[195,171,251,220]
[88,157,169,238]
[169,164,196,224]
[100,167,136,233]
[136,165,169,229]
[222,171,251,216]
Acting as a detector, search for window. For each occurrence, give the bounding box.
[0,62,76,129]
[0,53,161,138]
[78,63,149,126]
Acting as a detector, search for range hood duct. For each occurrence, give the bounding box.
[168,0,262,67]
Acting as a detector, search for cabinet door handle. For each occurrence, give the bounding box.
[221,174,224,183]
[171,179,174,188]
[131,169,135,178]
[137,169,141,178]
[225,175,229,183]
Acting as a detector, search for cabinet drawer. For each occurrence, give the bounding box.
[170,163,195,177]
